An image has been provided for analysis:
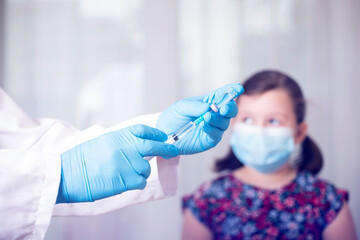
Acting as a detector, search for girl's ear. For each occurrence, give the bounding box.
[294,122,308,144]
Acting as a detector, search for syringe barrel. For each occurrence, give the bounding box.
[144,122,196,161]
[144,87,240,161]
[169,121,196,143]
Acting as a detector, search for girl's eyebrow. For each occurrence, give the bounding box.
[237,111,253,115]
[237,111,289,119]
[239,109,252,114]
[265,112,289,118]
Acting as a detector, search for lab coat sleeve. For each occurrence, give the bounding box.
[0,88,179,239]
[0,150,61,240]
[52,115,180,216]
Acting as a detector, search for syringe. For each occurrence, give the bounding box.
[144,87,240,161]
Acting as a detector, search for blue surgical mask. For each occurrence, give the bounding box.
[230,123,295,173]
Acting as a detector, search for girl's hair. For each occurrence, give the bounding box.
[214,70,323,175]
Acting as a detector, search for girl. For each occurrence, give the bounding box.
[182,70,357,240]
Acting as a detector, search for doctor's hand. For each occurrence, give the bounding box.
[157,83,244,155]
[56,125,179,203]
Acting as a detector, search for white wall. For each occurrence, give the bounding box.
[2,0,359,239]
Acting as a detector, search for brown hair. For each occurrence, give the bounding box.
[214,70,323,175]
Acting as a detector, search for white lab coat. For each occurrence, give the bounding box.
[0,88,179,240]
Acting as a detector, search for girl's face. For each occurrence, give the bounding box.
[233,88,307,144]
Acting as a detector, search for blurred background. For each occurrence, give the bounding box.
[1,0,359,239]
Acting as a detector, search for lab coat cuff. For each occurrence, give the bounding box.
[32,153,61,239]
[152,156,179,198]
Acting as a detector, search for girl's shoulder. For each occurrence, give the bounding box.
[182,173,235,203]
[293,171,349,201]
[290,171,350,226]
[181,172,237,222]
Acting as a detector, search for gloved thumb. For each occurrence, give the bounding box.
[173,98,210,118]
[128,124,168,141]
[128,125,179,159]
[201,83,244,103]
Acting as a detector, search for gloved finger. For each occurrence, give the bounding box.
[202,83,244,103]
[204,112,230,131]
[89,158,139,200]
[201,123,223,146]
[128,124,167,142]
[219,100,238,118]
[122,171,147,191]
[173,99,210,118]
[215,83,244,99]
[137,140,180,159]
[111,151,150,188]
[126,154,151,178]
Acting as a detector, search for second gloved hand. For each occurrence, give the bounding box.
[157,83,244,155]
[56,125,179,203]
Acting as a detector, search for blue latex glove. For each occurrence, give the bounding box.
[56,125,179,203]
[157,83,244,155]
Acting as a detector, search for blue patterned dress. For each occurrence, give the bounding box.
[182,171,348,240]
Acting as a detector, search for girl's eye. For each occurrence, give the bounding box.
[243,117,253,124]
[269,118,280,126]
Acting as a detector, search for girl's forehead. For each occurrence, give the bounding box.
[238,89,294,113]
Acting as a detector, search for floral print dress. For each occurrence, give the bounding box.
[182,171,348,240]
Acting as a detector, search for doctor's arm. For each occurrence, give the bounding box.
[0,83,243,238]
[54,83,244,214]
[53,116,181,216]
[0,88,180,239]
